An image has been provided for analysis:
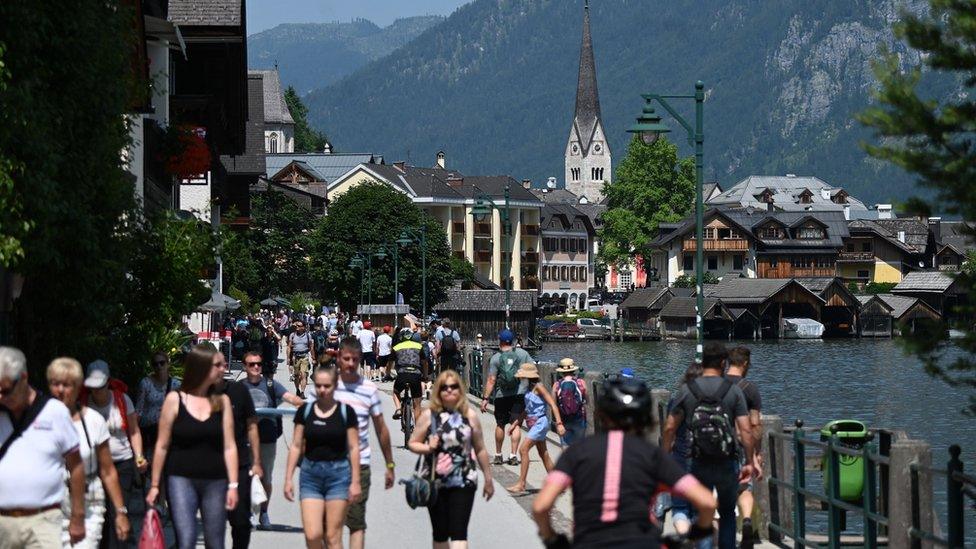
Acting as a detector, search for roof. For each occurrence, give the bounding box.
[248,70,294,125]
[541,203,595,234]
[856,295,894,314]
[265,153,382,185]
[619,287,670,310]
[220,74,266,175]
[892,271,958,293]
[571,3,603,156]
[847,219,920,254]
[531,188,584,205]
[340,163,544,206]
[654,207,848,249]
[434,290,537,312]
[874,293,939,320]
[792,277,835,294]
[703,278,822,305]
[168,0,241,26]
[702,182,722,201]
[659,297,726,319]
[707,175,868,213]
[872,218,929,252]
[940,221,975,255]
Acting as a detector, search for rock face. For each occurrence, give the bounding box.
[301,0,948,204]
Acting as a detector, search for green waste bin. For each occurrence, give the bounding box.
[820,420,868,502]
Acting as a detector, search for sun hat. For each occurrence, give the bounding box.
[498,329,515,344]
[555,358,578,373]
[620,367,636,379]
[514,362,540,379]
[84,360,110,389]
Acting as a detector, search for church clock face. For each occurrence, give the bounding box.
[593,142,603,154]
[571,143,580,155]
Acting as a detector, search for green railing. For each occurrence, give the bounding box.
[767,420,889,548]
[467,346,486,397]
[909,445,974,548]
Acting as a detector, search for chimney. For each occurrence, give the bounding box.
[447,175,463,188]
[767,201,774,212]
[521,178,531,189]
[928,216,942,242]
[876,204,893,219]
[820,188,831,200]
[897,230,906,243]
[436,151,445,169]
[393,161,406,172]
[322,142,332,154]
[546,177,557,189]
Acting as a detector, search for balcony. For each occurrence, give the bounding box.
[682,238,750,252]
[474,250,492,263]
[474,223,492,236]
[523,224,540,236]
[452,222,465,234]
[838,251,874,262]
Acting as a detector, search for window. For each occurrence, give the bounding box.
[704,227,715,239]
[861,241,872,253]
[707,256,718,270]
[816,257,833,269]
[551,267,559,281]
[268,133,279,154]
[619,271,632,288]
[683,254,694,271]
[579,239,587,253]
[560,238,567,252]
[569,239,577,253]
[846,243,855,252]
[857,270,870,279]
[733,255,744,270]
[770,257,778,268]
[798,227,825,239]
[561,266,569,280]
[761,226,782,239]
[571,168,580,181]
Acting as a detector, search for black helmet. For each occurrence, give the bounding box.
[597,378,652,429]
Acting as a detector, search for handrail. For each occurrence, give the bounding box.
[908,444,971,548]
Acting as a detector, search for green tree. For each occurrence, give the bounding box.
[674,272,718,288]
[858,0,976,414]
[598,136,695,279]
[307,183,453,312]
[284,86,330,153]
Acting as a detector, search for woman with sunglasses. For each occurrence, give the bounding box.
[284,366,361,549]
[135,351,181,465]
[408,371,495,548]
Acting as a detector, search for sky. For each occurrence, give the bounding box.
[246,0,472,34]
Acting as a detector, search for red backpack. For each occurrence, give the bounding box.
[556,378,585,418]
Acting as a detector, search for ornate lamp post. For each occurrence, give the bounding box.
[374,241,400,303]
[471,185,512,328]
[397,226,428,319]
[628,81,705,363]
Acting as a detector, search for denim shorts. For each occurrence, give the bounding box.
[299,458,351,501]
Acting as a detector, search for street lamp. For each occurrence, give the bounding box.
[470,185,512,328]
[628,80,706,363]
[374,241,401,303]
[397,226,428,319]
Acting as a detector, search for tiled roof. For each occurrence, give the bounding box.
[348,163,544,206]
[940,221,975,254]
[856,295,895,314]
[168,0,241,26]
[892,271,958,293]
[654,207,848,249]
[265,153,382,184]
[707,175,868,213]
[872,218,929,252]
[248,70,294,125]
[434,290,537,312]
[874,293,938,320]
[220,74,266,175]
[619,287,670,310]
[531,188,582,205]
[847,219,919,254]
[659,297,725,319]
[703,278,820,305]
[541,203,594,234]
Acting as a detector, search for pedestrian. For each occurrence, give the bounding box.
[146,344,240,549]
[135,351,181,467]
[259,323,281,378]
[532,378,718,549]
[241,351,305,530]
[81,359,147,549]
[0,347,87,548]
[375,326,393,382]
[356,321,377,381]
[434,318,461,372]
[348,315,363,337]
[726,345,762,548]
[662,342,761,549]
[552,358,587,446]
[334,337,396,549]
[620,367,636,379]
[288,321,316,395]
[312,322,330,367]
[284,367,361,549]
[408,370,495,547]
[47,358,131,548]
[656,362,702,535]
[506,363,565,494]
[479,329,533,465]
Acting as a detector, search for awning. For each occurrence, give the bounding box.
[199,290,241,313]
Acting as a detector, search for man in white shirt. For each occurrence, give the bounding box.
[348,315,363,337]
[0,347,86,548]
[375,326,394,381]
[356,321,377,380]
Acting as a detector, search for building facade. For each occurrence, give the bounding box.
[249,69,295,154]
[538,202,595,311]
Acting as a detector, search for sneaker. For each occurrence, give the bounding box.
[257,511,271,531]
[492,454,504,465]
[741,519,754,549]
[507,455,520,466]
[392,410,402,420]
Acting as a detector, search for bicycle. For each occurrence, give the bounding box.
[399,386,414,447]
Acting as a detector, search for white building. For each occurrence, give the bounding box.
[249,69,295,154]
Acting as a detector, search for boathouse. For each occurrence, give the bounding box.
[891,271,966,318]
[704,278,824,338]
[619,286,674,326]
[856,295,894,338]
[794,277,860,336]
[433,289,538,345]
[658,297,734,339]
[876,293,943,333]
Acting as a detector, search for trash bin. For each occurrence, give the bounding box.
[820,420,868,502]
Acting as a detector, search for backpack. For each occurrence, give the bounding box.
[257,377,283,443]
[556,378,585,418]
[440,330,458,356]
[495,350,521,392]
[687,378,737,461]
[313,331,328,354]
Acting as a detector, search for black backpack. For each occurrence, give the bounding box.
[441,330,458,355]
[257,377,283,443]
[687,378,737,461]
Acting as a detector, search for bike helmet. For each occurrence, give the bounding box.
[597,377,652,430]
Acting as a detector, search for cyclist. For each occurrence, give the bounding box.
[391,330,428,425]
[531,378,717,549]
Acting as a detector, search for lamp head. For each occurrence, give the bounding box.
[374,248,387,260]
[627,101,670,144]
[396,232,413,246]
[471,199,492,223]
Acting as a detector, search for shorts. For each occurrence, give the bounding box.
[299,458,351,501]
[440,352,459,371]
[526,415,550,441]
[492,395,525,426]
[345,465,371,531]
[377,354,391,369]
[293,355,310,380]
[561,416,587,446]
[259,442,277,485]
[393,370,422,400]
[361,352,376,368]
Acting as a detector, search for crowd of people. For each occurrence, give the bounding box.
[0,299,764,549]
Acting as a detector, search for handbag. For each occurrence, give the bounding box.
[399,414,440,509]
[138,508,165,549]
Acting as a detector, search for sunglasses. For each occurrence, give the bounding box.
[245,361,262,367]
[439,383,461,392]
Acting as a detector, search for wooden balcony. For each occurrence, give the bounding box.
[523,224,540,236]
[682,238,750,251]
[838,251,874,262]
[474,223,492,236]
[474,250,492,263]
[757,264,835,278]
[452,222,465,234]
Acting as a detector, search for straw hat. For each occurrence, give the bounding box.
[514,362,540,379]
[555,358,578,374]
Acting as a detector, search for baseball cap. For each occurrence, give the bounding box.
[498,329,515,344]
[620,367,636,379]
[85,360,111,389]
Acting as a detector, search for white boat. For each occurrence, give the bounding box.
[782,317,825,339]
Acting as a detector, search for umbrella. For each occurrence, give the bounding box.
[259,297,279,307]
[199,290,241,313]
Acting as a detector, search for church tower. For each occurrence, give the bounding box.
[565,0,611,203]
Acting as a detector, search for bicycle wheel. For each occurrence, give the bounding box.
[401,398,414,444]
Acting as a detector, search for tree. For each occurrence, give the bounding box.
[674,272,718,288]
[858,0,976,414]
[598,136,695,279]
[307,183,453,312]
[284,86,329,153]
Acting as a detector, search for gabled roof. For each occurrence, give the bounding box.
[660,297,729,320]
[652,208,757,247]
[653,207,848,249]
[704,278,823,305]
[874,293,941,321]
[708,175,869,213]
[265,153,382,185]
[248,70,294,125]
[940,221,975,255]
[873,218,929,252]
[892,271,959,293]
[619,287,671,310]
[168,0,241,26]
[541,203,595,234]
[434,290,536,312]
[270,160,327,182]
[856,295,895,314]
[794,277,859,306]
[847,219,919,255]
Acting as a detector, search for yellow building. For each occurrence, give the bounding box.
[841,219,930,284]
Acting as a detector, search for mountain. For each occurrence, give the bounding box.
[248,16,444,94]
[303,0,955,205]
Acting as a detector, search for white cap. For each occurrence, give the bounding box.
[84,360,110,389]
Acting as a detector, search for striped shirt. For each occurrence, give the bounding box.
[336,375,382,465]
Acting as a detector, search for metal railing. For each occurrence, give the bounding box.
[909,445,974,548]
[467,346,486,396]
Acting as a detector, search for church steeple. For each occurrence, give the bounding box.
[565,0,611,203]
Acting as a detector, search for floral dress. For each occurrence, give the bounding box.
[432,410,478,489]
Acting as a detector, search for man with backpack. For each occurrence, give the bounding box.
[726,345,762,548]
[311,321,330,367]
[552,357,587,446]
[663,342,761,549]
[434,318,462,372]
[479,329,532,465]
[287,321,316,395]
[241,352,305,530]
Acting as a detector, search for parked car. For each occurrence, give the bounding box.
[576,317,612,337]
[546,322,581,339]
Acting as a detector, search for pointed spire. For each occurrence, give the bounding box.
[573,0,601,154]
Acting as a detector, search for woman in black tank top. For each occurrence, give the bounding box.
[146,345,240,549]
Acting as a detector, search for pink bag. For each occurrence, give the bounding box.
[138,508,165,549]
